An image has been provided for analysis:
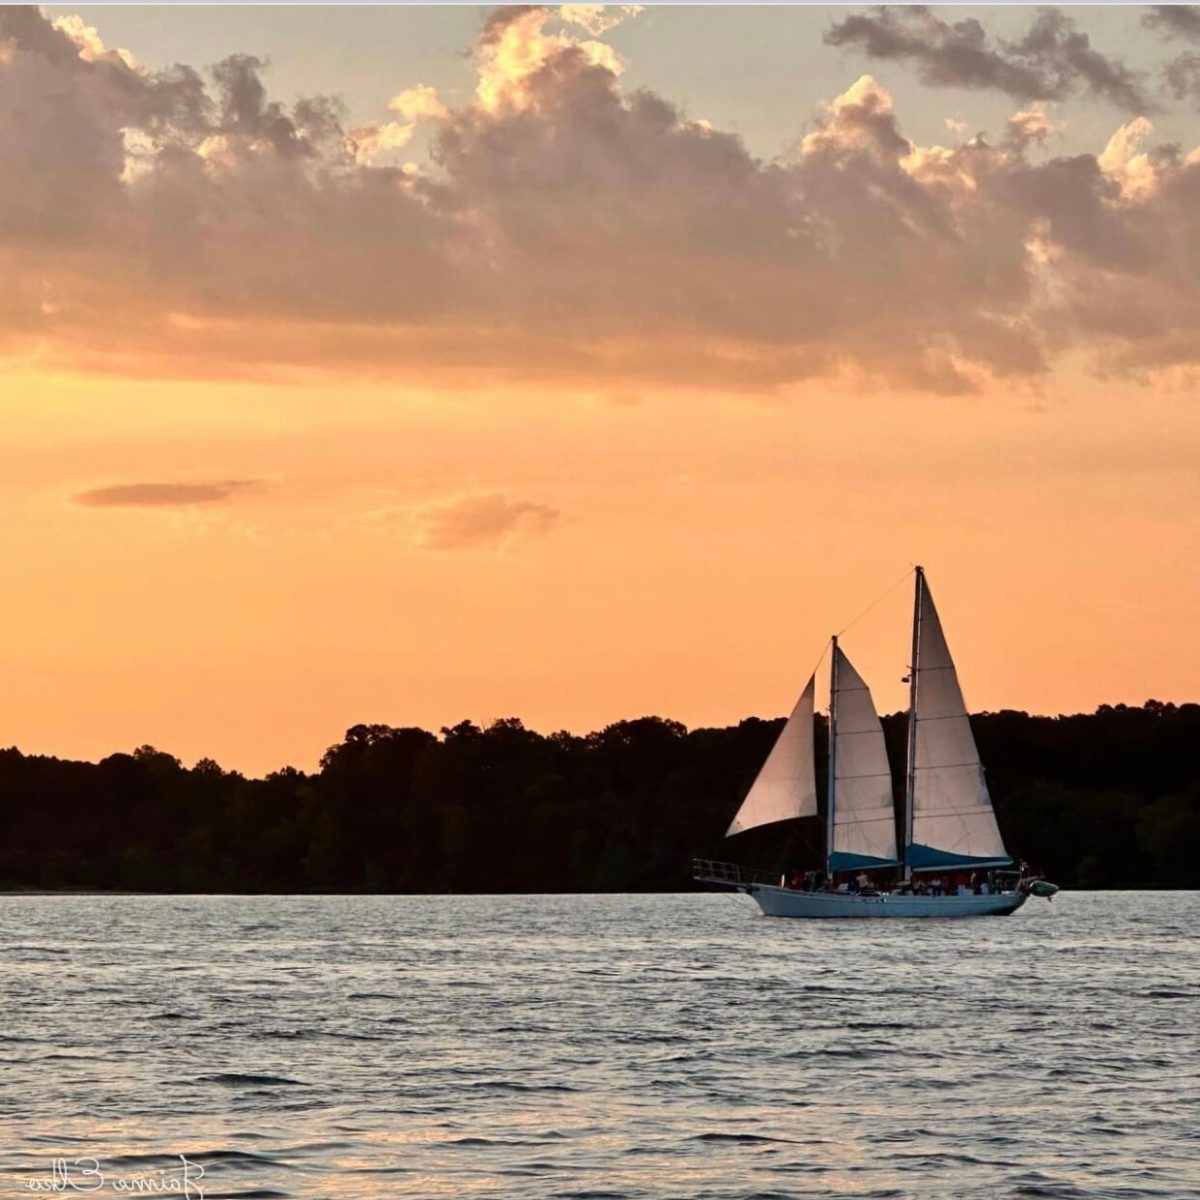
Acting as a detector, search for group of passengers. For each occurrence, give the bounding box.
[782,868,999,896]
[901,872,992,896]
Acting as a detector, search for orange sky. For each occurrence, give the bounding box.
[2,6,1198,773]
[2,365,1197,775]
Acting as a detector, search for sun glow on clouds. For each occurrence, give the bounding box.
[349,83,450,164]
[2,7,1200,771]
[474,5,633,112]
[2,6,1200,395]
[1099,115,1160,199]
[2,4,1198,395]
[51,12,137,68]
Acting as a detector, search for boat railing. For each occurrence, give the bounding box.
[691,858,780,889]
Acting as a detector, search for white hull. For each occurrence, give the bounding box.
[745,884,1027,919]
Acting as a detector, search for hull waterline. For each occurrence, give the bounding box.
[744,884,1027,919]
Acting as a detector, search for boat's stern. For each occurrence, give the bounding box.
[691,858,777,893]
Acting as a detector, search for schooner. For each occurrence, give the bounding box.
[694,567,1058,918]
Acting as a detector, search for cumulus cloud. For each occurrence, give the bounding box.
[1006,105,1059,150]
[2,6,1200,394]
[346,119,415,165]
[825,7,1153,112]
[559,5,643,37]
[347,83,448,164]
[388,83,447,122]
[72,481,263,508]
[473,4,627,112]
[417,493,560,550]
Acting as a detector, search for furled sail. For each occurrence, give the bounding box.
[726,674,818,836]
[829,646,899,871]
[908,578,1010,870]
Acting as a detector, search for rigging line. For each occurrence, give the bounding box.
[795,637,833,698]
[811,637,832,677]
[835,564,917,639]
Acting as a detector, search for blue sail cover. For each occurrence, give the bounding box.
[907,843,1011,871]
[829,850,899,872]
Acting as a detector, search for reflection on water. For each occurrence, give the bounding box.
[2,892,1198,1198]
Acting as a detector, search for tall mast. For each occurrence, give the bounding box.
[903,566,923,880]
[826,635,838,879]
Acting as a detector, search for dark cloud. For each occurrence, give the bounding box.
[72,481,263,508]
[825,7,1153,112]
[2,6,1199,395]
[1141,9,1200,113]
[1143,6,1200,41]
[1165,51,1200,103]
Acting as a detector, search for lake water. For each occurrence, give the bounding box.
[1,892,1197,1200]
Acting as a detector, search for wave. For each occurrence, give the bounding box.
[466,1080,579,1093]
[195,1191,290,1199]
[196,1074,308,1088]
[689,1132,798,1145]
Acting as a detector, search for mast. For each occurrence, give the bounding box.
[826,635,838,879]
[903,566,923,880]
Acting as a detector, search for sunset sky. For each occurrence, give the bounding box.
[3,4,1199,774]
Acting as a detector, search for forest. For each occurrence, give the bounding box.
[0,700,1196,892]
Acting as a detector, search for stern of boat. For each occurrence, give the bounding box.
[691,858,779,892]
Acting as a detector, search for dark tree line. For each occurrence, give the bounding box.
[0,700,1196,892]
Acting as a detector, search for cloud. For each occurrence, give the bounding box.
[346,84,448,164]
[417,493,560,550]
[346,119,415,165]
[1165,51,1200,104]
[559,5,643,37]
[825,7,1153,112]
[1006,105,1059,150]
[50,13,138,69]
[1142,6,1200,108]
[2,6,1200,395]
[72,480,263,508]
[388,83,448,121]
[473,4,627,112]
[1143,6,1200,41]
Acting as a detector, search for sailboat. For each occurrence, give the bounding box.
[694,567,1058,917]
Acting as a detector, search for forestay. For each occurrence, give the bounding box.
[726,674,818,836]
[908,581,1010,869]
[830,646,899,871]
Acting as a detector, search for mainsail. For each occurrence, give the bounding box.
[906,572,1011,870]
[829,645,899,872]
[726,674,818,836]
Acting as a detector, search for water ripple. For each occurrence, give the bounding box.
[1,891,1197,1200]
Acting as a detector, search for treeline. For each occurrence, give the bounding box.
[0,700,1197,892]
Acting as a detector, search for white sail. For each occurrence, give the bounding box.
[726,674,818,836]
[830,646,898,870]
[908,578,1010,869]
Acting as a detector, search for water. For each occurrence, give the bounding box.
[1,892,1197,1200]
